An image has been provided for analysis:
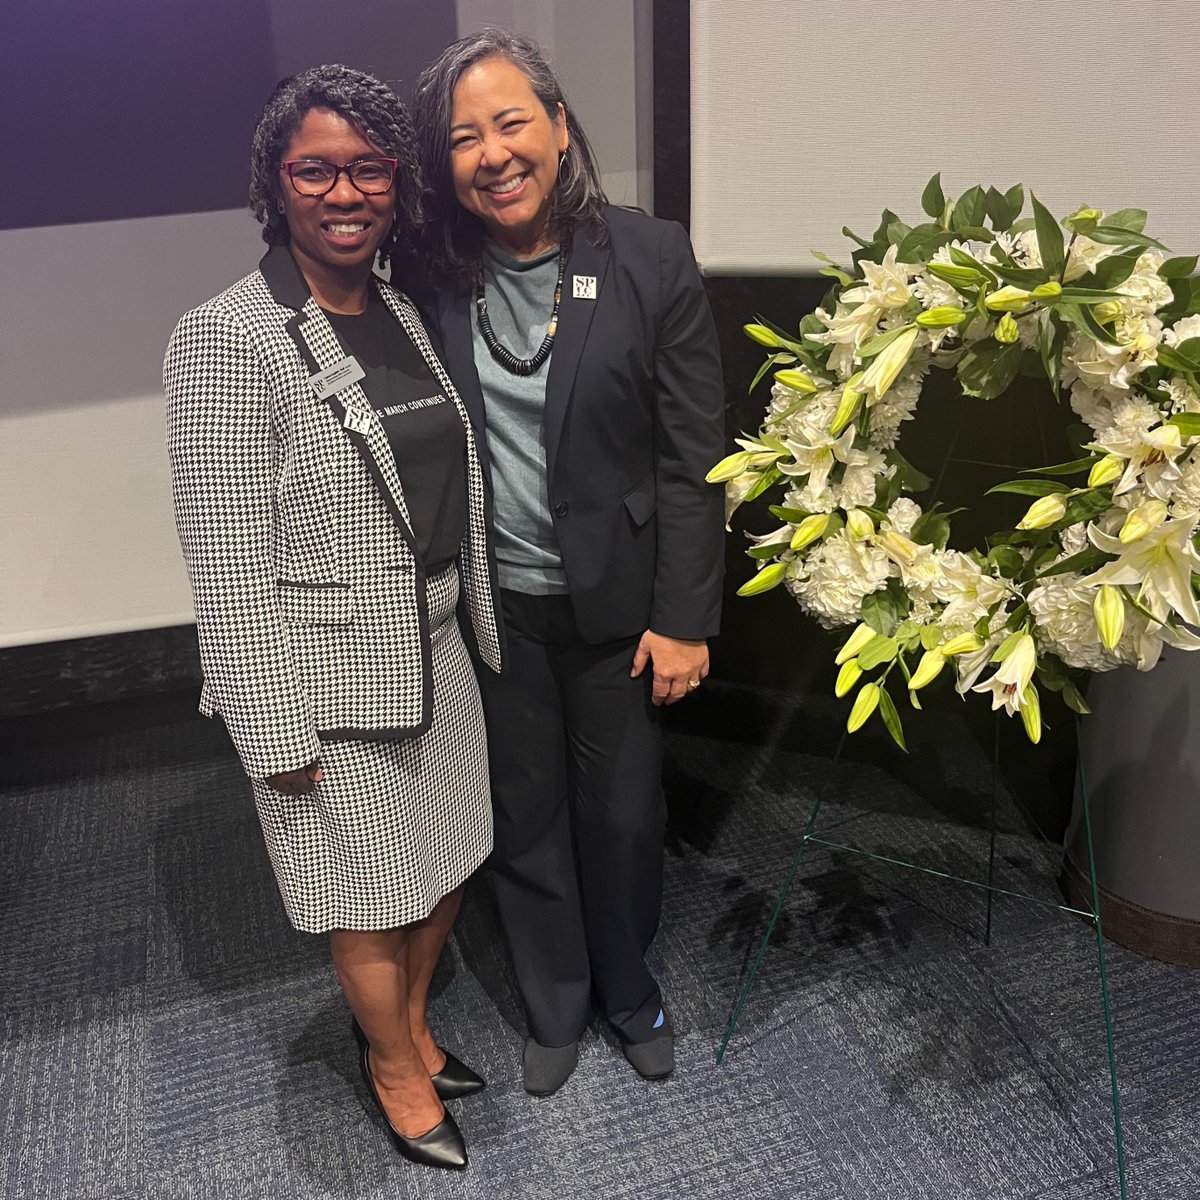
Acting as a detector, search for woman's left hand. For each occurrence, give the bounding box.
[631,632,709,706]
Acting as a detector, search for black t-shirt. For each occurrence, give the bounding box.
[324,293,467,573]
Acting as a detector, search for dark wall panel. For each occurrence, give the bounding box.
[1,1,458,230]
[2,0,277,228]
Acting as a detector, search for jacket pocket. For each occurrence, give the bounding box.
[621,473,656,527]
[276,580,354,625]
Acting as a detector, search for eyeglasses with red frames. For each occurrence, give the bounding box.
[280,157,399,197]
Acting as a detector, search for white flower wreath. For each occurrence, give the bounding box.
[710,176,1200,747]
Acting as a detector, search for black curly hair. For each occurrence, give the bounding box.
[249,64,424,269]
[411,28,609,284]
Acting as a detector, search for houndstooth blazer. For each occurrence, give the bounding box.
[164,246,501,780]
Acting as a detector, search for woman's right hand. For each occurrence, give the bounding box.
[265,762,324,795]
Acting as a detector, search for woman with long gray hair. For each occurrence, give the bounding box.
[165,64,498,1170]
[412,30,725,1096]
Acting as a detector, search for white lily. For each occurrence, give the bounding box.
[971,633,1037,715]
[1088,422,1185,500]
[780,425,871,494]
[841,245,915,313]
[1084,515,1200,630]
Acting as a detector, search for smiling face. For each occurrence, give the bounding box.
[278,107,395,307]
[448,55,569,258]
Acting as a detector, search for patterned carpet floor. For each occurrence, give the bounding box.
[2,682,1197,1199]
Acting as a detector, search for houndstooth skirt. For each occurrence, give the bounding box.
[251,565,492,933]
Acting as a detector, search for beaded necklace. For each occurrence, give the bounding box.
[474,242,568,377]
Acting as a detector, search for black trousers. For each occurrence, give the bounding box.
[477,589,666,1046]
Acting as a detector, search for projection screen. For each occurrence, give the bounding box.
[690,0,1200,276]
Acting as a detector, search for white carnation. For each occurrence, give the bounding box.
[790,531,892,629]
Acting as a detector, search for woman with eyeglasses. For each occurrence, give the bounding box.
[411,31,725,1096]
[164,65,498,1171]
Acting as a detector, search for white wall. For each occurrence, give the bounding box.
[691,0,1200,275]
[0,210,264,646]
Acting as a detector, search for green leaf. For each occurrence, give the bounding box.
[888,450,932,493]
[749,352,791,395]
[1057,286,1123,304]
[1021,455,1095,477]
[1168,414,1200,437]
[949,245,997,282]
[921,173,945,220]
[877,686,908,753]
[911,510,950,549]
[897,223,953,263]
[1086,225,1169,251]
[985,185,1016,231]
[858,323,917,358]
[1103,208,1147,234]
[920,624,942,651]
[819,265,854,287]
[986,479,1069,497]
[746,541,791,559]
[1035,546,1110,579]
[1003,183,1025,219]
[1087,248,1142,289]
[1062,682,1092,714]
[1059,489,1113,527]
[858,634,899,670]
[988,545,1025,578]
[842,225,871,249]
[1031,192,1065,277]
[861,580,910,636]
[990,262,1045,288]
[1160,255,1198,279]
[951,185,986,231]
[1158,344,1200,373]
[957,339,1024,399]
[743,465,782,502]
[1058,302,1119,346]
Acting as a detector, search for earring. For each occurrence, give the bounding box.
[277,199,285,214]
[557,152,568,181]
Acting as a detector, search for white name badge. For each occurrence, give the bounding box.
[572,275,597,300]
[309,356,366,400]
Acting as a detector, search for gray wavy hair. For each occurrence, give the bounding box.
[411,27,609,282]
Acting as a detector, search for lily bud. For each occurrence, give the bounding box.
[1118,498,1168,543]
[1087,453,1124,488]
[1066,206,1103,228]
[908,649,946,691]
[997,633,1038,695]
[835,622,876,665]
[940,632,984,657]
[1093,300,1123,324]
[859,326,919,400]
[774,368,818,394]
[915,305,967,328]
[829,382,863,435]
[984,285,1033,313]
[1093,585,1125,650]
[1019,683,1042,744]
[706,450,753,483]
[1030,281,1062,302]
[927,262,987,289]
[790,512,831,550]
[736,560,788,597]
[744,323,782,347]
[994,313,1020,344]
[835,659,863,698]
[1016,492,1067,530]
[846,682,881,732]
[845,508,874,539]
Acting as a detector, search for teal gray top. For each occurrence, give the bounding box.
[472,242,568,595]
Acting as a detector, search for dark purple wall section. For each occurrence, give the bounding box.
[0,1,457,230]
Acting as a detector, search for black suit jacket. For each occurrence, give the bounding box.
[423,205,725,645]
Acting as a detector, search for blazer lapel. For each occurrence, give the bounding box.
[544,232,610,480]
[260,248,419,551]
